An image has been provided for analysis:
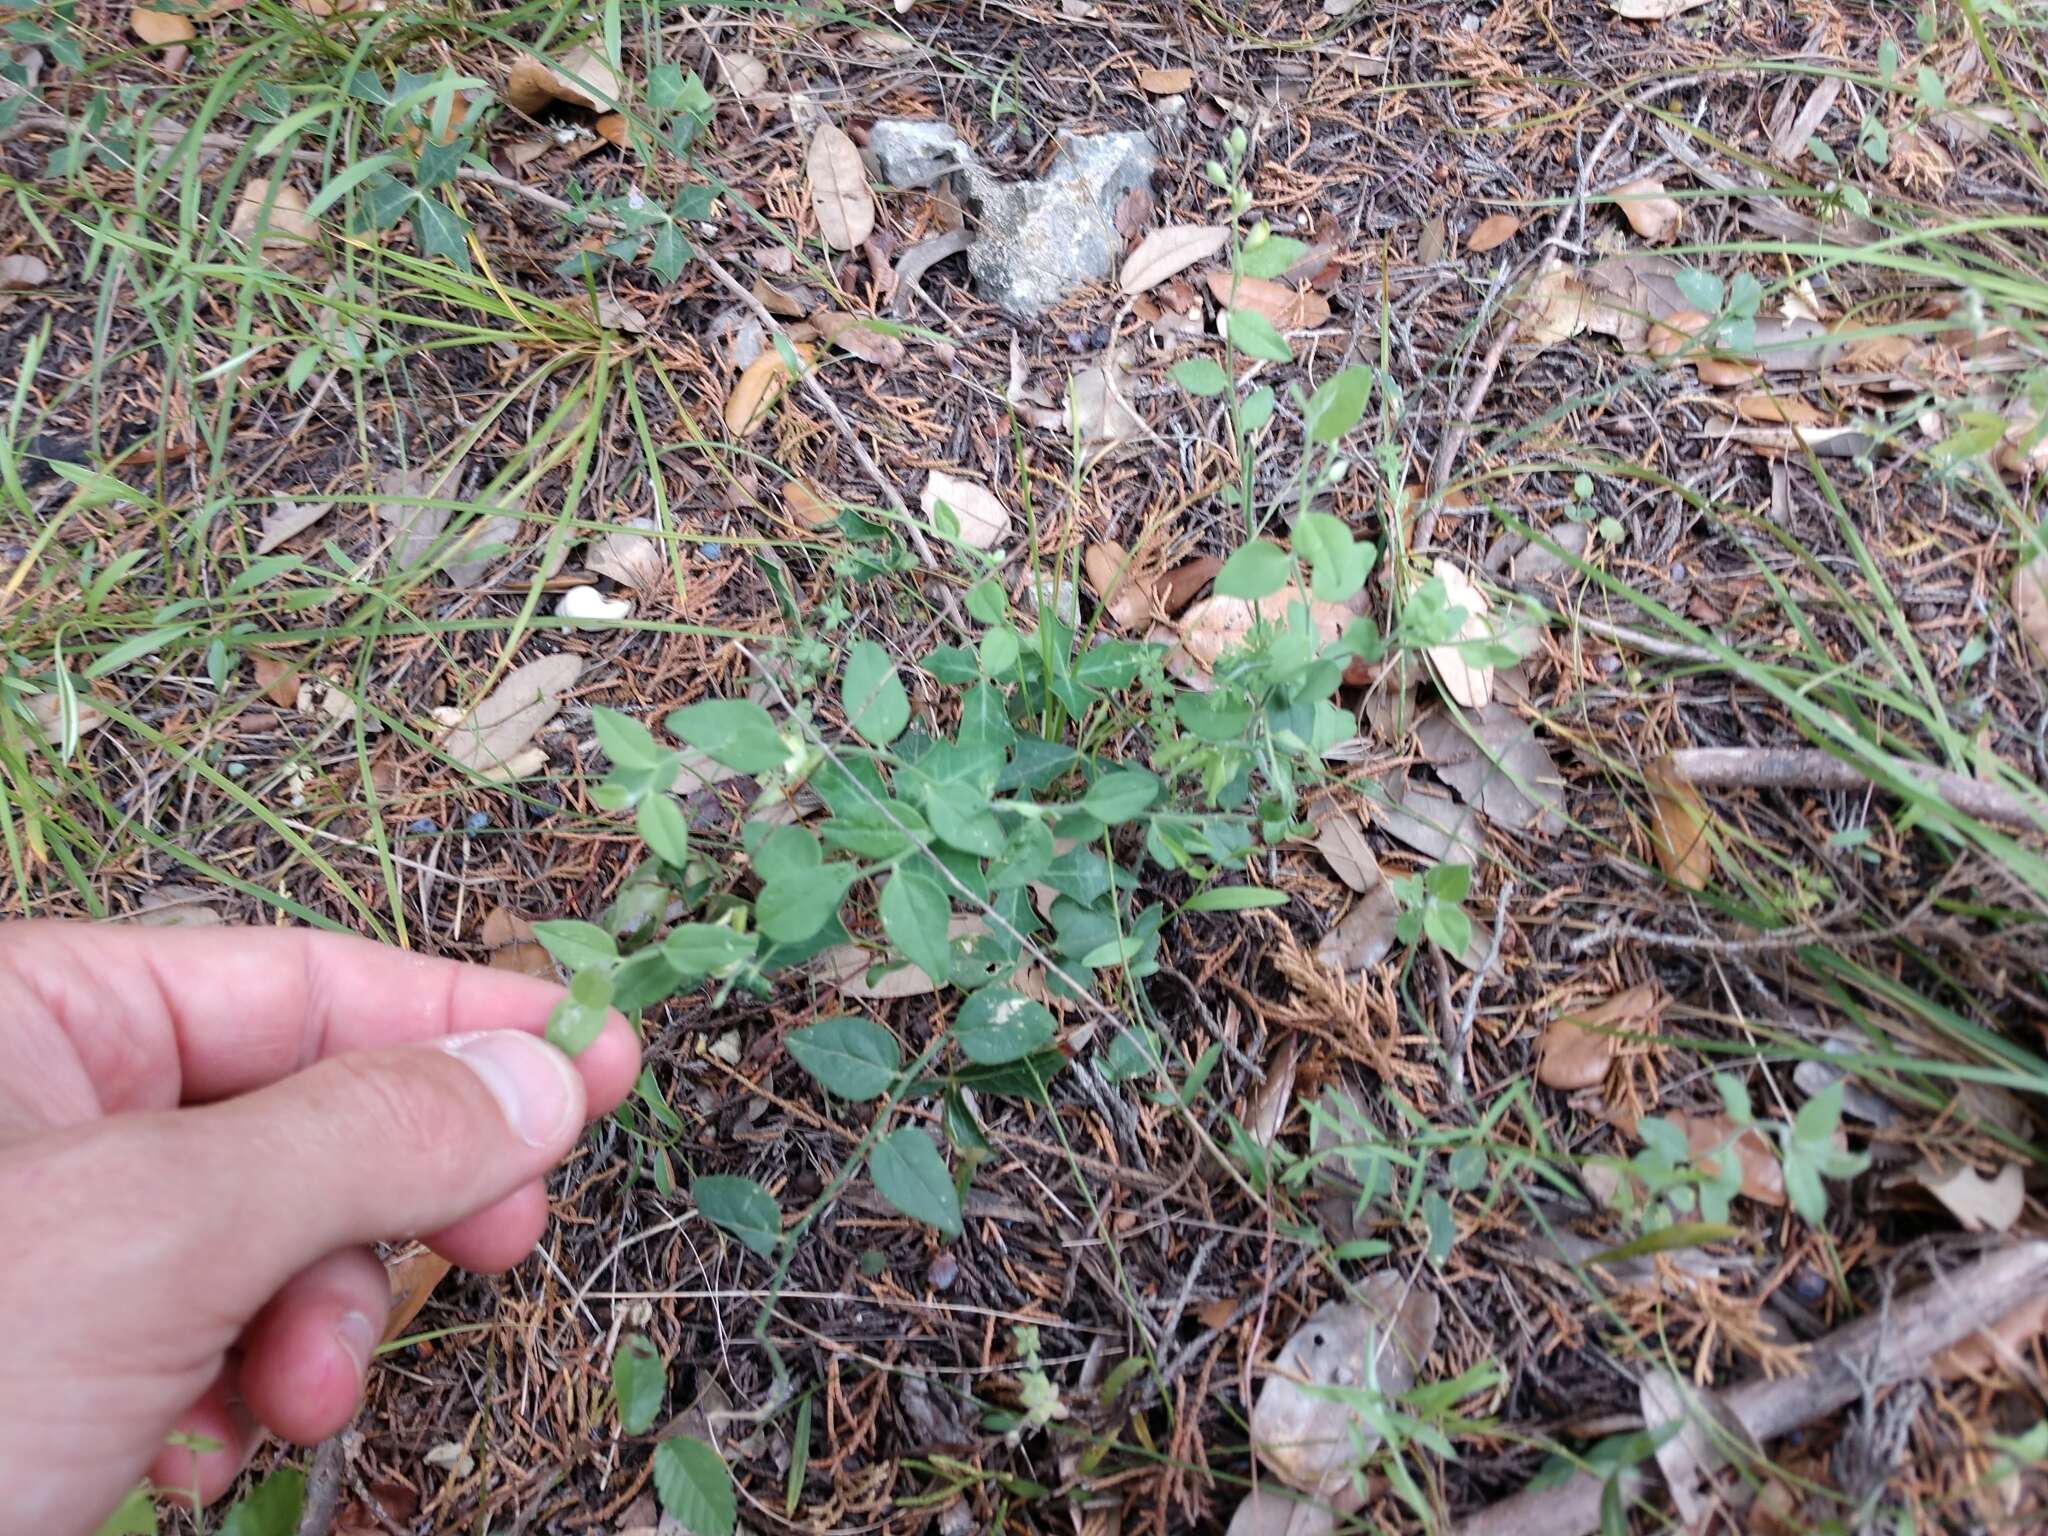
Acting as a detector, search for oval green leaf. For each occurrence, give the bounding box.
[612,1333,666,1435]
[869,1126,962,1238]
[786,1015,900,1100]
[954,986,1056,1065]
[653,1435,737,1536]
[692,1174,782,1257]
[841,638,911,745]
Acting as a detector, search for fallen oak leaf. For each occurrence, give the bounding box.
[920,471,1010,550]
[0,253,52,288]
[253,498,332,555]
[1422,559,1495,709]
[504,46,620,114]
[807,122,875,251]
[1508,266,1590,347]
[1083,540,1156,630]
[131,7,196,44]
[1609,176,1683,241]
[1467,213,1520,252]
[230,178,319,259]
[1537,983,1660,1089]
[810,308,905,367]
[1643,752,1715,889]
[724,343,811,435]
[1137,65,1195,95]
[1119,225,1230,294]
[1665,1110,1785,1206]
[1730,391,1830,426]
[435,652,581,777]
[1204,270,1331,330]
[1908,1157,2025,1233]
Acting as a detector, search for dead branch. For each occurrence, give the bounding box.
[1669,747,2046,837]
[1453,1242,2048,1536]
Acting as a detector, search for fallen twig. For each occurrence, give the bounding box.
[1669,746,2046,837]
[1453,1242,2048,1536]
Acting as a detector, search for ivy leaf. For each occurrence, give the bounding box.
[786,1015,900,1100]
[410,192,472,271]
[667,699,786,773]
[869,1126,962,1237]
[653,1436,737,1536]
[1214,539,1292,600]
[648,221,690,283]
[533,919,618,971]
[954,986,1056,1064]
[692,1174,782,1256]
[1225,307,1292,362]
[841,639,911,745]
[612,1334,666,1434]
[880,866,953,985]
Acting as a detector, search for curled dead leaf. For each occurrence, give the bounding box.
[1510,266,1590,347]
[811,308,905,367]
[1644,753,1714,889]
[1422,559,1494,709]
[250,653,300,709]
[724,343,810,435]
[231,179,319,258]
[1467,213,1521,253]
[1731,392,1830,426]
[504,46,620,115]
[435,652,580,777]
[807,123,875,251]
[1204,270,1331,330]
[1119,225,1230,294]
[489,941,557,979]
[1697,355,1762,386]
[1910,1158,2025,1233]
[25,691,107,748]
[1307,794,1380,894]
[2015,551,2048,666]
[720,52,768,100]
[1537,983,1659,1090]
[1084,540,1155,630]
[920,471,1010,550]
[1932,1293,2048,1380]
[1666,1111,1785,1206]
[0,253,52,288]
[1157,555,1222,614]
[1249,1276,1439,1496]
[1646,307,1712,361]
[1610,176,1682,242]
[132,7,196,44]
[783,479,838,529]
[1177,588,1349,674]
[585,521,665,588]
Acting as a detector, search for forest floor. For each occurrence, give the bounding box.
[5,0,2048,1533]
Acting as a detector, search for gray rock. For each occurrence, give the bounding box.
[868,118,972,189]
[867,119,1157,318]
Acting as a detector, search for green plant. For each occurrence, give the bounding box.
[606,1337,738,1536]
[1392,860,1473,957]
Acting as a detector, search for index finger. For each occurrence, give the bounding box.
[2,921,638,1116]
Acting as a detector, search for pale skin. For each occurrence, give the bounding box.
[0,922,643,1536]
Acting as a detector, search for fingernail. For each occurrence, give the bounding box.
[335,1310,377,1383]
[440,1030,580,1147]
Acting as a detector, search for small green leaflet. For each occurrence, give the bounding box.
[654,1435,738,1536]
[693,1174,782,1256]
[666,699,786,773]
[841,639,910,745]
[1225,308,1292,362]
[1304,365,1370,445]
[954,986,1056,1064]
[1291,511,1372,602]
[1183,885,1289,912]
[91,1487,155,1536]
[1083,768,1160,824]
[786,1015,900,1100]
[1239,234,1308,280]
[869,1126,962,1237]
[1215,539,1292,600]
[879,866,953,986]
[1170,357,1229,397]
[612,1333,666,1434]
[756,865,856,943]
[533,919,617,971]
[219,1469,305,1536]
[662,922,753,975]
[1239,384,1276,434]
[594,706,664,770]
[636,793,691,865]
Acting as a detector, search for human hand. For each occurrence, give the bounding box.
[0,921,641,1536]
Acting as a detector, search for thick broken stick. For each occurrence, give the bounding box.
[1669,746,2046,836]
[1453,1242,2048,1536]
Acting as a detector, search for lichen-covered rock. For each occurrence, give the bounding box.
[868,118,972,189]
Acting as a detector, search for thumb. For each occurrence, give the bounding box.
[51,1030,587,1334]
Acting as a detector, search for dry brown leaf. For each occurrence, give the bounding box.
[1644,752,1714,888]
[251,653,300,709]
[504,46,619,114]
[1226,1488,1337,1536]
[593,112,629,149]
[720,51,768,100]
[1119,225,1230,294]
[1423,559,1494,709]
[1204,270,1331,330]
[1066,358,1146,447]
[1609,0,1714,16]
[1732,392,1829,426]
[381,1246,453,1345]
[1467,213,1521,253]
[1084,540,1155,630]
[783,479,838,529]
[1932,1293,2048,1380]
[1640,1367,1763,1532]
[26,691,106,748]
[1137,65,1195,95]
[1911,1158,2025,1233]
[1646,307,1713,361]
[1250,1277,1438,1496]
[0,253,51,288]
[489,941,556,979]
[480,906,537,947]
[132,7,196,43]
[819,923,988,998]
[1157,555,1222,614]
[585,521,664,588]
[231,179,318,257]
[1538,983,1659,1090]
[724,344,809,435]
[1178,589,1349,673]
[1414,704,1564,833]
[1307,794,1380,894]
[2015,551,2048,664]
[1666,1112,1785,1206]
[436,652,580,776]
[1610,176,1682,241]
[811,308,905,367]
[1313,883,1402,977]
[920,471,1010,550]
[1511,266,1590,347]
[807,123,875,250]
[1696,355,1762,386]
[253,499,332,554]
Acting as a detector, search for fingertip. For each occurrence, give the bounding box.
[146,1374,254,1509]
[237,1248,387,1445]
[424,1181,551,1273]
[575,1016,642,1119]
